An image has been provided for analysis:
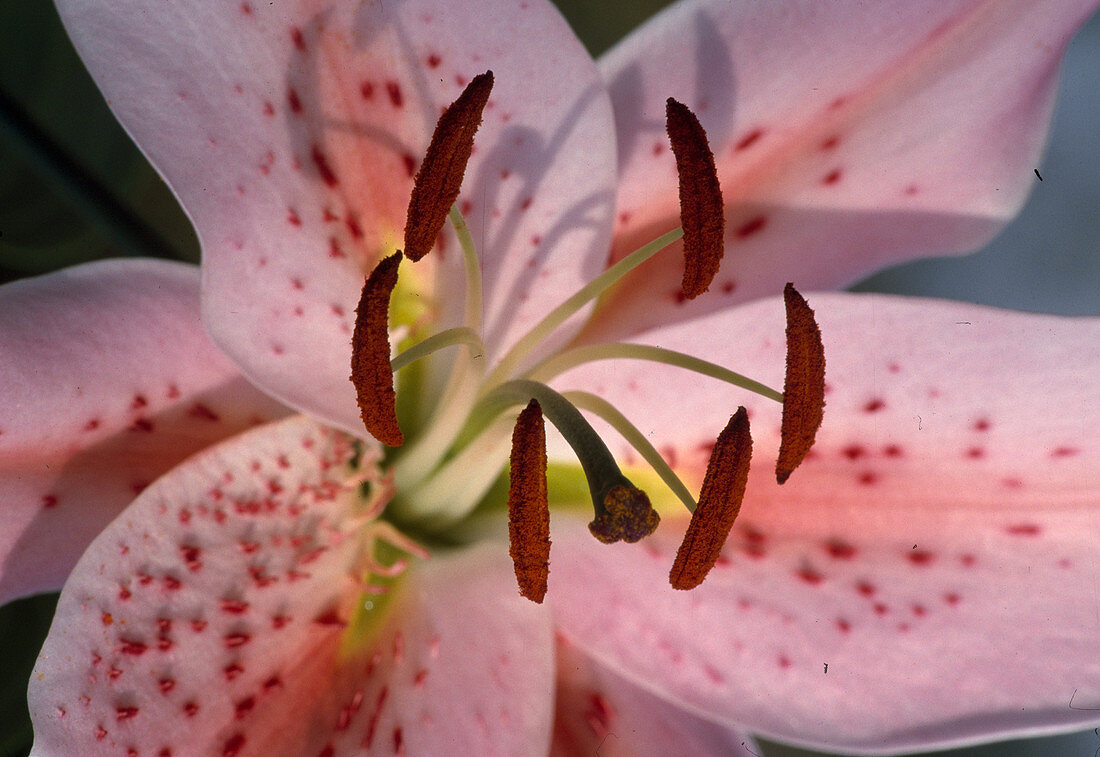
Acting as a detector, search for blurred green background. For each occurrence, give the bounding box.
[1,1,1097,754]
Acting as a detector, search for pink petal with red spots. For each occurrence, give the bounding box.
[548,295,1100,752]
[55,0,616,437]
[0,260,287,604]
[551,631,762,757]
[29,415,554,756]
[592,0,1099,340]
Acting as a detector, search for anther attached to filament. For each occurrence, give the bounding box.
[347,73,826,602]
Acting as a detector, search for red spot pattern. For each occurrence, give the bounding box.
[820,135,840,151]
[734,128,764,151]
[288,88,302,114]
[821,168,842,185]
[290,27,305,52]
[735,215,767,239]
[385,81,404,108]
[310,146,339,187]
[1005,523,1042,537]
[908,549,935,566]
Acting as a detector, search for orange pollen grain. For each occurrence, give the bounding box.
[669,406,752,590]
[350,252,404,446]
[403,70,494,261]
[507,399,551,603]
[776,283,826,484]
[665,97,724,299]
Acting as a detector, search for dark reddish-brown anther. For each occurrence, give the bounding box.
[666,97,724,299]
[507,399,551,603]
[776,283,826,484]
[403,71,494,261]
[669,407,752,590]
[350,252,404,446]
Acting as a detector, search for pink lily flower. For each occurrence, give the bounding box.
[4,0,1097,754]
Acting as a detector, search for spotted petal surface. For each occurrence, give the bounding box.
[29,415,554,756]
[54,0,617,438]
[0,260,287,604]
[591,0,1100,340]
[550,294,1100,753]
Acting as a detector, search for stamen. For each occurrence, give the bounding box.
[666,98,724,299]
[351,252,404,446]
[776,284,826,484]
[403,71,494,261]
[528,342,783,403]
[507,400,551,603]
[669,407,752,590]
[589,485,660,545]
[483,380,660,544]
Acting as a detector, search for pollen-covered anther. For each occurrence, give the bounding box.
[666,97,724,299]
[403,70,494,261]
[507,400,551,603]
[350,252,404,446]
[776,283,826,484]
[670,407,752,590]
[588,485,660,545]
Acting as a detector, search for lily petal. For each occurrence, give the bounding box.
[55,0,617,437]
[593,0,1099,340]
[550,295,1100,753]
[29,415,554,756]
[551,631,762,757]
[0,260,286,604]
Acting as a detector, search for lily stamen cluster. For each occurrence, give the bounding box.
[350,72,825,603]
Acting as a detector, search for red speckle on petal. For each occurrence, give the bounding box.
[821,168,842,185]
[1051,446,1079,458]
[401,153,417,177]
[235,697,256,720]
[777,655,792,669]
[240,3,252,15]
[224,663,244,681]
[965,446,985,459]
[972,417,992,432]
[841,444,866,461]
[159,678,176,694]
[734,128,765,151]
[130,418,154,433]
[835,618,851,633]
[262,101,275,117]
[119,640,147,656]
[223,734,246,757]
[903,184,920,196]
[1005,523,1042,537]
[797,566,824,585]
[83,418,101,431]
[824,539,856,559]
[224,633,251,649]
[883,444,903,458]
[735,215,767,239]
[385,81,404,108]
[856,580,876,597]
[288,88,302,114]
[944,592,961,606]
[908,549,935,566]
[427,53,442,68]
[95,726,108,740]
[857,471,879,486]
[290,27,305,52]
[220,599,249,614]
[584,692,614,737]
[116,706,139,721]
[360,81,375,100]
[42,494,59,509]
[820,135,841,151]
[130,394,148,410]
[345,214,364,240]
[863,398,885,413]
[310,146,338,187]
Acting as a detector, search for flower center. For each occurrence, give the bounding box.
[349,72,825,601]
